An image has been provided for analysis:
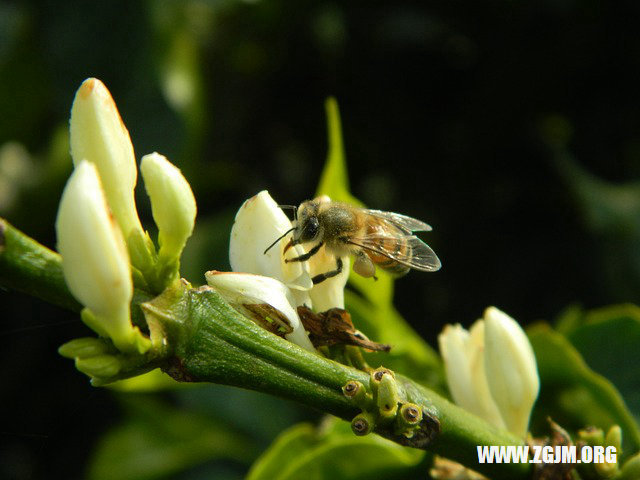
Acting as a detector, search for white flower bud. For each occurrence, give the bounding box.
[140,152,196,262]
[56,161,149,353]
[438,322,506,431]
[484,306,540,438]
[205,271,315,352]
[69,78,143,241]
[438,306,539,438]
[229,191,313,297]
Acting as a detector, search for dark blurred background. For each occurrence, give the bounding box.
[2,0,640,478]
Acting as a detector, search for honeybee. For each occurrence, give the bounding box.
[264,197,441,284]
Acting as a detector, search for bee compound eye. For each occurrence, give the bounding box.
[303,217,319,240]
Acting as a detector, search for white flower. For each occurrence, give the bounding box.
[69,78,143,242]
[140,152,196,263]
[224,190,353,350]
[229,190,312,295]
[55,161,150,353]
[229,190,349,310]
[205,271,315,351]
[438,306,539,438]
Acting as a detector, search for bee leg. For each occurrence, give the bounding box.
[312,258,343,285]
[284,241,324,263]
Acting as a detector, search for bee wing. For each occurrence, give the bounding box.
[347,234,442,272]
[364,209,432,233]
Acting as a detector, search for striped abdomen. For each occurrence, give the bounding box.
[362,218,411,276]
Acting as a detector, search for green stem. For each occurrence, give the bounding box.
[1,219,532,479]
[0,218,81,312]
[149,286,531,480]
[0,218,154,321]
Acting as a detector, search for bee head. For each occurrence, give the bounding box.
[293,199,322,244]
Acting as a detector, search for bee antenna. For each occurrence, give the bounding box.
[263,227,296,255]
[278,204,298,220]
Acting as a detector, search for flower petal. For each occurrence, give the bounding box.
[439,322,506,430]
[484,306,539,438]
[306,246,350,310]
[205,271,315,351]
[229,190,313,295]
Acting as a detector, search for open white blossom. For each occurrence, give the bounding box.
[230,191,312,295]
[224,190,354,351]
[205,271,315,351]
[438,306,539,438]
[229,190,349,310]
[55,161,150,353]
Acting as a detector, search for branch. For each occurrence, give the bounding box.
[0,218,532,479]
[0,218,81,312]
[147,286,531,479]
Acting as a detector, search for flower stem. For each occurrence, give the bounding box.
[0,219,532,479]
[149,285,531,480]
[0,218,81,312]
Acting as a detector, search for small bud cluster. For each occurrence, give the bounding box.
[58,337,122,380]
[342,368,439,442]
[56,78,196,364]
[577,425,622,477]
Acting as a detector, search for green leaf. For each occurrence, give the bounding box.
[315,97,362,207]
[528,324,640,456]
[550,150,640,300]
[562,304,640,420]
[246,423,317,480]
[88,395,257,480]
[175,384,310,447]
[617,451,640,480]
[554,304,585,335]
[247,418,427,480]
[349,267,395,308]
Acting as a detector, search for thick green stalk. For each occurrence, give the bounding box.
[1,219,532,479]
[147,286,531,480]
[0,218,81,312]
